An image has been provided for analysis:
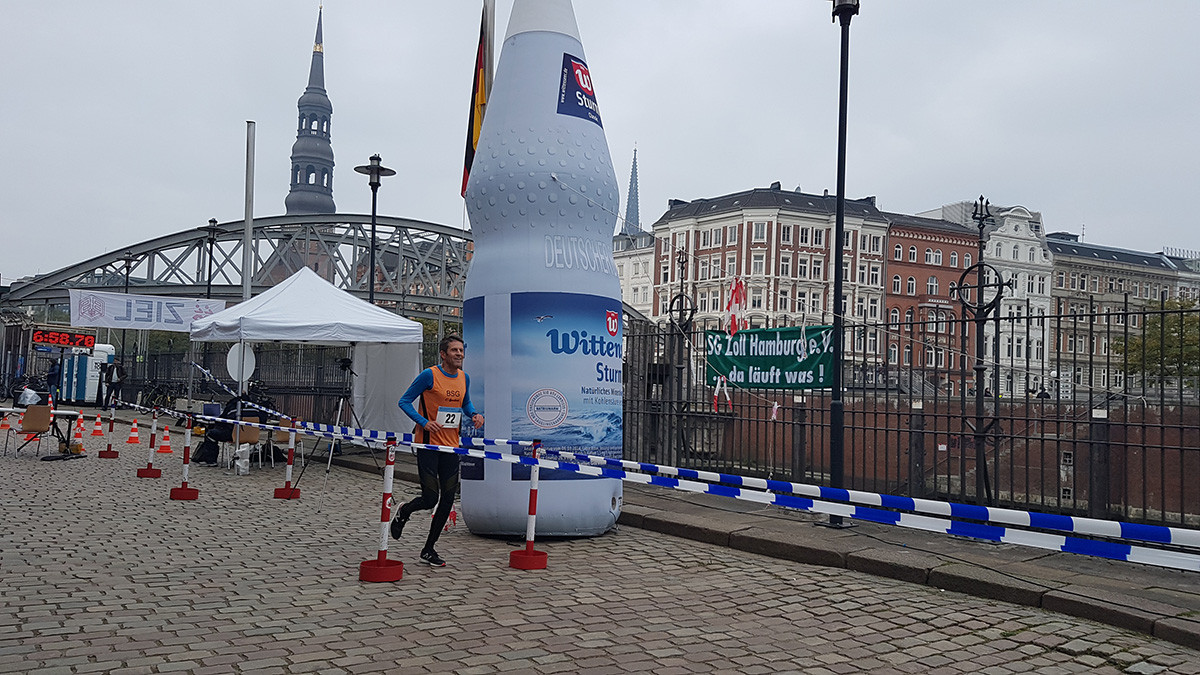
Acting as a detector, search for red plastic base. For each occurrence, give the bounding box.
[509,549,548,570]
[359,558,404,582]
[155,449,173,454]
[136,467,162,478]
[169,486,199,500]
[98,450,119,459]
[274,486,301,499]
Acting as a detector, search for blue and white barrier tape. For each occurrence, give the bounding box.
[540,448,1200,551]
[189,362,292,421]
[399,439,1200,573]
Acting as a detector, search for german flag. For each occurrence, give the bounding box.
[461,1,494,198]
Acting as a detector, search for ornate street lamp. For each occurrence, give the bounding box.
[201,218,220,300]
[354,154,396,304]
[826,0,860,527]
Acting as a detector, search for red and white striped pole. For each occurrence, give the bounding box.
[273,420,300,499]
[170,417,199,500]
[359,436,404,582]
[136,410,162,478]
[510,440,547,570]
[98,407,118,458]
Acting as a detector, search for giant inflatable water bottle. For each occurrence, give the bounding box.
[461,0,622,536]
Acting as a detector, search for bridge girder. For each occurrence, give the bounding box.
[1,214,473,321]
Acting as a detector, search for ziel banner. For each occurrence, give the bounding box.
[68,289,226,333]
[705,326,834,390]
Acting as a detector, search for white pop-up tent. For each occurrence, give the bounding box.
[190,267,423,435]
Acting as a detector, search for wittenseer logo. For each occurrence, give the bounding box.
[606,310,619,337]
[557,53,602,127]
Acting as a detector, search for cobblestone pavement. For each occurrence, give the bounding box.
[2,428,1200,674]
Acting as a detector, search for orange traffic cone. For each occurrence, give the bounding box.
[126,419,140,444]
[0,415,9,431]
[72,417,86,454]
[91,414,105,436]
[156,426,173,453]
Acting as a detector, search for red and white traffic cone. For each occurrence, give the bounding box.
[91,413,104,436]
[359,436,404,582]
[510,440,548,570]
[274,421,300,499]
[0,415,9,431]
[71,416,85,454]
[170,417,199,500]
[126,419,140,444]
[98,408,118,459]
[156,426,173,454]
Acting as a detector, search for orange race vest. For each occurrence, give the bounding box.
[416,367,468,448]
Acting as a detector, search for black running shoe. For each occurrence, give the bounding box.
[419,549,446,567]
[390,516,408,540]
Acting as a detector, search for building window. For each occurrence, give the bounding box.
[778,289,790,312]
[964,253,972,267]
[870,265,881,286]
[871,236,882,253]
[927,276,939,295]
[780,255,792,277]
[698,291,708,312]
[714,229,723,246]
[892,275,901,293]
[728,224,738,244]
[1037,276,1046,294]
[796,258,808,279]
[813,229,825,246]
[811,258,823,280]
[1028,247,1036,262]
[888,343,899,364]
[890,307,900,323]
[661,264,670,284]
[858,264,867,284]
[905,308,914,327]
[894,244,903,260]
[924,248,933,264]
[934,249,943,265]
[726,254,736,277]
[751,288,764,309]
[752,221,767,242]
[906,277,916,295]
[781,224,792,244]
[700,230,711,248]
[903,344,912,365]
[810,293,821,314]
[908,246,917,262]
[752,253,765,276]
[868,297,879,319]
[950,251,958,267]
[845,231,855,249]
[1012,244,1020,260]
[799,227,810,244]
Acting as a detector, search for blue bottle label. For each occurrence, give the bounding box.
[557,53,602,127]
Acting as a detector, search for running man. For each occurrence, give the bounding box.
[392,334,483,567]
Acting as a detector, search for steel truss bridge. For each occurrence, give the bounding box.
[0,214,473,323]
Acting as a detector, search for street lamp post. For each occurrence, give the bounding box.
[826,0,859,527]
[202,218,220,300]
[354,154,396,304]
[119,250,134,371]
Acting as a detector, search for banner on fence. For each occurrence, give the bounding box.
[68,289,226,333]
[705,325,834,390]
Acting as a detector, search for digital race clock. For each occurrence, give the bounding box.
[31,328,96,350]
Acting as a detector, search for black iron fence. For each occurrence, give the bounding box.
[623,300,1200,528]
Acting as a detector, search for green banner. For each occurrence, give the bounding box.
[705,326,834,390]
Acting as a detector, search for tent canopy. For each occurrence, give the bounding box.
[189,267,422,345]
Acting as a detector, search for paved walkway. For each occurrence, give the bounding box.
[2,417,1199,673]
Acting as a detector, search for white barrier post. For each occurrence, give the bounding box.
[274,420,300,499]
[170,417,199,500]
[99,408,118,459]
[359,436,404,582]
[509,440,548,570]
[136,410,161,478]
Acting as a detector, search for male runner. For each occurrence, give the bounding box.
[392,334,483,566]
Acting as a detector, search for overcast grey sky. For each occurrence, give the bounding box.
[4,1,1199,283]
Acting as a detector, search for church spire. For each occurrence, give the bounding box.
[620,147,642,234]
[285,6,336,215]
